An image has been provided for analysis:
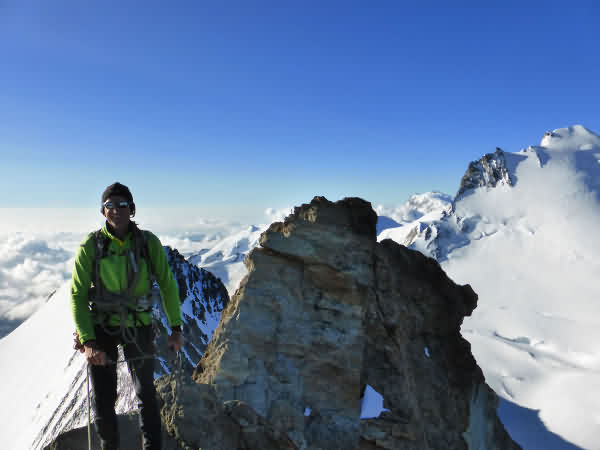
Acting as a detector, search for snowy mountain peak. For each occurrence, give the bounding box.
[455,148,514,200]
[540,125,600,151]
[374,191,452,225]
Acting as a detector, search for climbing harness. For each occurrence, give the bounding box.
[88,225,163,355]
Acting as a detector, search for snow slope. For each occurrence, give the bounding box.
[0,282,85,450]
[187,225,264,294]
[380,125,600,449]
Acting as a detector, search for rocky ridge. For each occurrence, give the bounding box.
[158,246,230,375]
[456,148,514,200]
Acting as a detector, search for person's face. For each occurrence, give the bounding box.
[103,195,131,232]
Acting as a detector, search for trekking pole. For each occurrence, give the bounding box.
[86,364,92,450]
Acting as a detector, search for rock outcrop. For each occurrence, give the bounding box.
[156,375,298,449]
[193,196,520,450]
[456,148,514,200]
[363,239,516,449]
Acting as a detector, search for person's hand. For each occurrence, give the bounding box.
[84,341,107,366]
[168,330,184,352]
[73,331,85,353]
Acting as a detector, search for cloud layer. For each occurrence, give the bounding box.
[0,232,83,332]
[0,207,286,336]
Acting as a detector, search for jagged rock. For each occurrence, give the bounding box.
[154,246,230,377]
[194,196,376,449]
[362,239,518,449]
[156,375,297,449]
[157,375,241,449]
[456,148,514,200]
[193,196,520,450]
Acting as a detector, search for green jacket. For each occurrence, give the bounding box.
[71,225,182,344]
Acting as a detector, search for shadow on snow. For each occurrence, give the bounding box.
[498,398,583,450]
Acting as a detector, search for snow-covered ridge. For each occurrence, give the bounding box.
[540,125,600,152]
[188,225,264,294]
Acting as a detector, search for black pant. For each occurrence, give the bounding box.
[90,325,161,450]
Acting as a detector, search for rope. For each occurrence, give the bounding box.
[85,352,181,450]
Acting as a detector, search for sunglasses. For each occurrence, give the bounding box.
[103,200,131,210]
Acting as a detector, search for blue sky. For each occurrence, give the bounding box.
[1,1,598,216]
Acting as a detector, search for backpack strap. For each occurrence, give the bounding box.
[128,226,158,342]
[93,230,111,301]
[138,228,157,284]
[124,230,141,299]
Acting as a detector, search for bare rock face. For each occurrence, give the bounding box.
[194,196,520,450]
[195,196,376,449]
[362,239,517,449]
[155,375,298,450]
[456,148,514,200]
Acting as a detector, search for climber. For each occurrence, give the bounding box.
[71,182,184,450]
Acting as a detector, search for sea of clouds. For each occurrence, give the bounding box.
[0,232,84,336]
[0,206,295,339]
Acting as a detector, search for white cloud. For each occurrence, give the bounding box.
[0,232,82,323]
[264,206,293,223]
